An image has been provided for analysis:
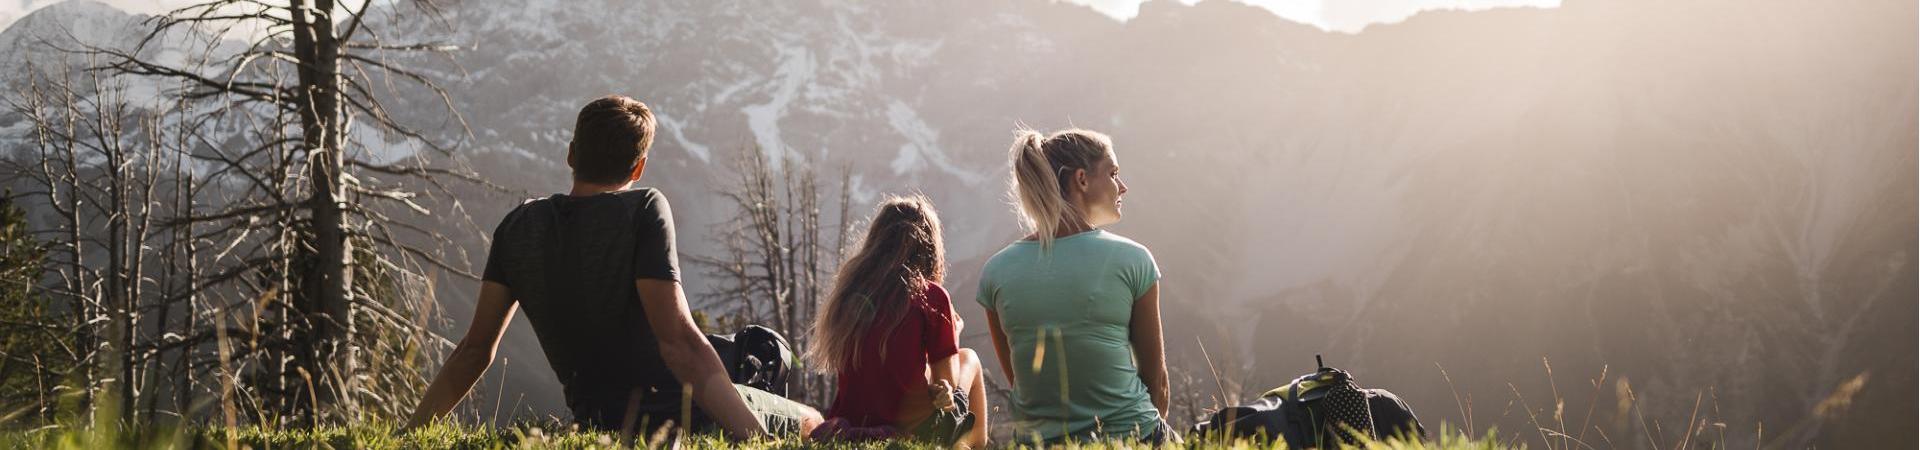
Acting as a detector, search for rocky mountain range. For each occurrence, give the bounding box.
[1,0,1912,447]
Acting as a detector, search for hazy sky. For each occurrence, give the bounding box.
[0,0,371,31]
[1065,0,1559,31]
[1,0,185,29]
[1,0,1559,34]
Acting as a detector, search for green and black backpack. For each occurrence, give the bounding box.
[1193,355,1427,447]
[706,325,794,396]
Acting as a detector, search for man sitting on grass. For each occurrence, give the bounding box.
[403,95,822,440]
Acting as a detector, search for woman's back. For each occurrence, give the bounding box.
[976,229,1160,441]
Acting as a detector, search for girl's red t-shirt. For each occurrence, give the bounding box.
[825,282,961,427]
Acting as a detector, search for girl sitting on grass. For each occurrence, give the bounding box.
[807,195,988,448]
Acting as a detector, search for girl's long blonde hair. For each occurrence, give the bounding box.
[1009,128,1113,249]
[807,195,946,374]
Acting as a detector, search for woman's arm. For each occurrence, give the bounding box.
[1128,283,1169,417]
[405,281,518,430]
[984,310,1015,383]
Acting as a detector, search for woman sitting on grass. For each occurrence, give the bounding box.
[977,128,1174,444]
[807,195,988,448]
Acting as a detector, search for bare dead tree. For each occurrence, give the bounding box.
[116,0,492,426]
[0,58,176,427]
[689,146,857,405]
[0,0,491,428]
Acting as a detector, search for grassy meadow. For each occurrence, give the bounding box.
[0,420,1502,450]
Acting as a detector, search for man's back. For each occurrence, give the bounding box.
[408,95,818,439]
[483,187,682,427]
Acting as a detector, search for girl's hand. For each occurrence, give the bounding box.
[931,380,958,411]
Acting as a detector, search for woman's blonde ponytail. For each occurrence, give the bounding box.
[1008,128,1110,250]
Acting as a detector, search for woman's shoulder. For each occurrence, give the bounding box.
[1089,230,1154,256]
[980,240,1033,268]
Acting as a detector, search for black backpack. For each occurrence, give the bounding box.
[705,325,794,396]
[1193,356,1427,447]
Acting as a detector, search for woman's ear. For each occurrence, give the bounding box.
[1073,168,1089,191]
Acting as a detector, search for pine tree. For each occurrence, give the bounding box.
[0,192,66,424]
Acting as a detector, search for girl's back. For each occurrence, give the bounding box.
[826,283,958,426]
[809,195,988,448]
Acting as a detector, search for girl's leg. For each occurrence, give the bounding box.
[955,348,989,449]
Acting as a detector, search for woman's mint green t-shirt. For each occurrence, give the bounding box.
[976,229,1161,442]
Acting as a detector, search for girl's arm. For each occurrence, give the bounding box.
[929,299,962,391]
[1128,283,1169,417]
[930,355,960,390]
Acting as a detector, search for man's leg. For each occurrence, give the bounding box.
[730,384,823,438]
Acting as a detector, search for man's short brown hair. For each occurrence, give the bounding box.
[570,95,656,185]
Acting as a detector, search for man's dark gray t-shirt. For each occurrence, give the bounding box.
[482,188,683,427]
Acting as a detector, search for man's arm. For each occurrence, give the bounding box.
[1128,283,1170,417]
[404,281,518,430]
[636,278,765,440]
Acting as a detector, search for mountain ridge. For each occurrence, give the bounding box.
[0,1,1910,447]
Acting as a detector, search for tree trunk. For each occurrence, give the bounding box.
[52,83,97,421]
[291,0,355,424]
[106,98,131,425]
[174,146,198,423]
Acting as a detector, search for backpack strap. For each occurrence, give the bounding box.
[1280,382,1318,448]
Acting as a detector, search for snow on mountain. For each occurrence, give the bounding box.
[0,0,138,66]
[406,3,1912,446]
[740,42,815,165]
[1,0,1912,447]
